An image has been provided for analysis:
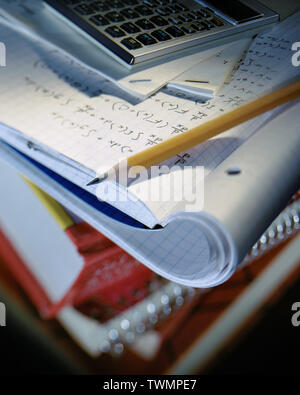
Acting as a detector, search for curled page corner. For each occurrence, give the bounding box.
[159,210,238,287]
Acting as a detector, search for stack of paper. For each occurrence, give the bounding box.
[0,10,299,287]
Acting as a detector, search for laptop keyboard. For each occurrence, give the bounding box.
[50,0,228,63]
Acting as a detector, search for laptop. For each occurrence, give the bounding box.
[44,0,278,67]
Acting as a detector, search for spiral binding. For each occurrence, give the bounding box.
[97,283,197,356]
[242,199,300,264]
[95,199,300,356]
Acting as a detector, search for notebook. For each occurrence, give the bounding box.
[0,12,299,287]
[0,99,299,289]
[0,12,299,225]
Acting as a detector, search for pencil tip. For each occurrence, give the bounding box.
[86,177,100,186]
[87,173,108,186]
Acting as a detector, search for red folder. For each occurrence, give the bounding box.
[0,221,154,319]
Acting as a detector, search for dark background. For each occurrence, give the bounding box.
[0,275,300,375]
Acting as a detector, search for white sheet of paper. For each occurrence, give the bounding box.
[167,37,252,99]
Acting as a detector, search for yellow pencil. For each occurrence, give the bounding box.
[87,79,300,186]
[23,178,74,231]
